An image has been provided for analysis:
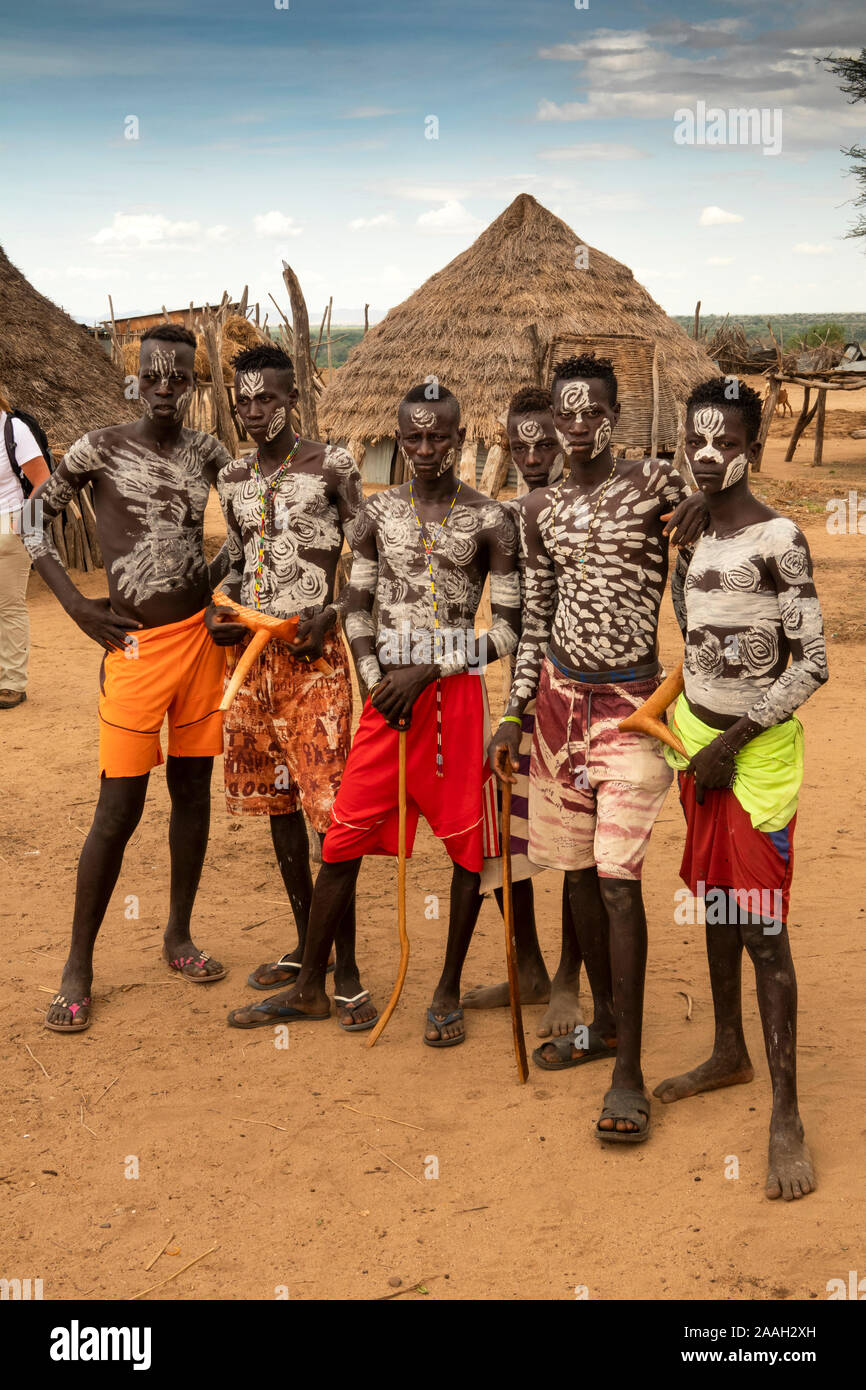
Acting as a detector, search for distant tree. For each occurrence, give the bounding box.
[821,49,866,244]
[789,322,846,349]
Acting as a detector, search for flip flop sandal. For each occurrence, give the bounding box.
[532,1025,618,1071]
[227,1001,330,1029]
[165,950,227,984]
[595,1087,651,1144]
[247,955,336,991]
[335,991,379,1033]
[44,994,91,1034]
[423,1006,466,1049]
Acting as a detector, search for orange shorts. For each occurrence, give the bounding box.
[98,608,225,778]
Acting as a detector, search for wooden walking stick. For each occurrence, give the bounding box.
[617,660,687,756]
[212,589,333,712]
[501,779,528,1084]
[368,728,409,1047]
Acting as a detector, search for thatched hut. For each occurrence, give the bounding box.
[320,194,718,485]
[0,246,135,452]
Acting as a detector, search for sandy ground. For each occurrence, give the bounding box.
[2,395,865,1302]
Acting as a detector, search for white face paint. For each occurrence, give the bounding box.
[591,418,612,458]
[238,370,265,400]
[410,406,436,429]
[720,452,749,489]
[148,347,177,387]
[692,406,726,464]
[265,406,287,442]
[174,387,193,423]
[559,380,591,421]
[517,418,544,444]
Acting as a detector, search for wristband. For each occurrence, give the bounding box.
[500,715,523,727]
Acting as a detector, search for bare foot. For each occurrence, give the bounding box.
[536,981,583,1039]
[653,1054,754,1103]
[766,1114,815,1201]
[462,971,550,1011]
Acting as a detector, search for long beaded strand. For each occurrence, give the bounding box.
[408,478,462,777]
[250,436,301,607]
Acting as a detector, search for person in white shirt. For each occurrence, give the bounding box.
[0,387,50,708]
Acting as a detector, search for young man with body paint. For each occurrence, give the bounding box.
[25,325,234,1032]
[463,385,587,1042]
[226,384,520,1046]
[488,354,707,1136]
[655,377,827,1201]
[208,345,375,1030]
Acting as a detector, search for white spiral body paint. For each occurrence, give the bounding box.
[720,453,749,490]
[591,418,612,458]
[237,370,265,400]
[173,387,193,423]
[692,406,726,465]
[559,381,591,420]
[517,418,544,444]
[266,406,287,442]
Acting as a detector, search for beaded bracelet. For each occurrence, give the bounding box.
[717,732,738,760]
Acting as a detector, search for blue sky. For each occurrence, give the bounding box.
[1,0,863,323]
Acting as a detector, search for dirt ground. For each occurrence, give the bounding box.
[2,385,864,1302]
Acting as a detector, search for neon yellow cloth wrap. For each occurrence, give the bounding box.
[663,694,803,833]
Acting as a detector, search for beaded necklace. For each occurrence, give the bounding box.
[249,436,301,606]
[408,478,462,777]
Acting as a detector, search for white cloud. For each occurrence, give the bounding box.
[706,257,734,266]
[349,213,397,230]
[416,200,483,235]
[91,213,201,248]
[536,142,648,161]
[205,224,234,243]
[253,211,303,239]
[699,206,744,226]
[343,105,399,118]
[793,241,833,255]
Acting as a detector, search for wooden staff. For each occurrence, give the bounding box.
[617,661,686,756]
[501,779,528,1084]
[368,729,409,1047]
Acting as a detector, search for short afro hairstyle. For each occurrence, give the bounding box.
[552,353,618,407]
[141,323,196,350]
[399,382,460,423]
[686,377,763,444]
[508,385,553,418]
[231,343,295,381]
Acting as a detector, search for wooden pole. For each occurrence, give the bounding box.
[326,296,333,378]
[459,440,478,485]
[107,295,121,367]
[784,387,818,462]
[479,443,509,498]
[364,303,370,335]
[281,260,319,439]
[753,376,780,474]
[313,304,328,364]
[501,780,528,1084]
[368,730,409,1048]
[197,313,239,455]
[693,300,701,340]
[812,388,826,466]
[650,343,661,459]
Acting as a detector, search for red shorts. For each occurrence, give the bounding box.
[678,773,796,927]
[323,675,489,873]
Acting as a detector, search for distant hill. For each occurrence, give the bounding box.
[268,323,365,369]
[673,313,866,345]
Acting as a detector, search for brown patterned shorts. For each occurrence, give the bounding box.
[223,628,352,831]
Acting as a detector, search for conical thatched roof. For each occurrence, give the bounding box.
[0,247,136,447]
[320,194,718,452]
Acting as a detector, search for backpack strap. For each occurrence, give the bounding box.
[3,413,23,484]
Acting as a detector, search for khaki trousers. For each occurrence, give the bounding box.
[0,525,32,693]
